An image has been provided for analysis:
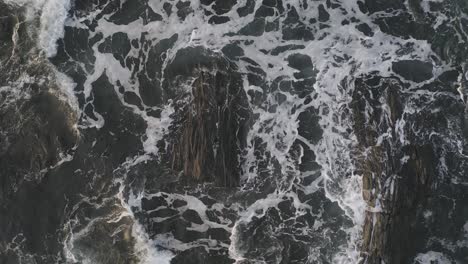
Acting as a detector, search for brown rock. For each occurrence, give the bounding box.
[170,65,249,187]
[352,75,436,263]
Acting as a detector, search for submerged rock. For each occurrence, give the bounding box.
[0,4,80,262]
[0,2,79,200]
[0,14,16,42]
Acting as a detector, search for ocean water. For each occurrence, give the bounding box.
[1,0,468,263]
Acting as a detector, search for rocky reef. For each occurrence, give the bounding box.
[1,0,468,263]
[354,1,468,262]
[355,73,468,263]
[0,3,80,263]
[167,48,250,187]
[352,76,436,263]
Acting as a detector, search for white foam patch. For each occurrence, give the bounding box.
[143,105,175,157]
[413,251,451,264]
[125,192,175,264]
[4,0,71,57]
[39,0,71,57]
[54,69,80,112]
[0,73,35,107]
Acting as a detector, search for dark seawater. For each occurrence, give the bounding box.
[0,0,467,263]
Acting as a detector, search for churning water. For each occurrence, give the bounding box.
[1,0,468,263]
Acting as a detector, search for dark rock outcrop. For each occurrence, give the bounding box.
[0,4,82,263]
[0,2,79,201]
[353,72,468,263]
[0,13,17,43]
[167,47,250,187]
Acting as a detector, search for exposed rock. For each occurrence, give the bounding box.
[352,75,438,263]
[167,47,250,187]
[360,145,435,263]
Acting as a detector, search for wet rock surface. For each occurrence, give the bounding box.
[1,0,468,263]
[352,1,468,263]
[167,48,250,187]
[0,4,79,264]
[353,73,468,263]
